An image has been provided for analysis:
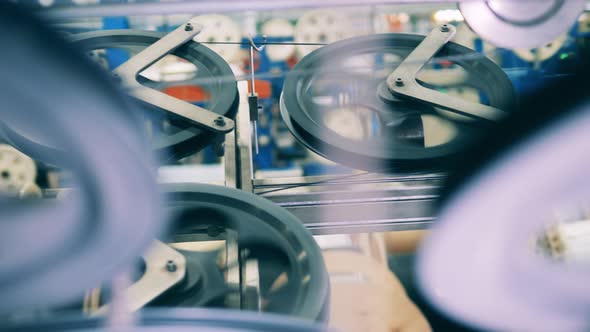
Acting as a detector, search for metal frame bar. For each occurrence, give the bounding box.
[222,78,441,234]
[224,81,254,192]
[40,0,480,19]
[259,178,440,234]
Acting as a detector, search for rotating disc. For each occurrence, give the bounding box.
[2,30,239,161]
[281,33,515,172]
[294,10,352,58]
[0,3,163,313]
[459,0,585,48]
[0,308,325,332]
[192,15,241,62]
[155,183,330,322]
[418,62,590,331]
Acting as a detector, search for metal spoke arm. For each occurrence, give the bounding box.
[131,87,234,132]
[386,24,506,122]
[114,17,234,133]
[92,240,186,315]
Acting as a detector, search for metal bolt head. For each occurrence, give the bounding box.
[214,116,226,127]
[166,260,177,272]
[395,77,404,87]
[441,24,450,32]
[185,23,193,31]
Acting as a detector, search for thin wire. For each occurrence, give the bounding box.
[255,172,371,195]
[200,41,328,46]
[249,45,256,92]
[255,171,445,196]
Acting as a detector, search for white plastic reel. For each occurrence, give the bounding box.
[0,144,37,195]
[192,14,241,63]
[261,18,295,63]
[294,10,352,58]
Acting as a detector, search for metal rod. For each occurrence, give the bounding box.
[41,0,480,19]
[249,46,256,93]
[253,122,259,154]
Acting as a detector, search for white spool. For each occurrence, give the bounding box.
[192,14,241,63]
[294,10,352,58]
[261,18,295,62]
[0,144,37,195]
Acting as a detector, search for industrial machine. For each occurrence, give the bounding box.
[1,1,590,331]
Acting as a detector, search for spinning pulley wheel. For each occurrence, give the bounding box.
[418,61,590,332]
[281,24,516,172]
[2,21,239,162]
[0,308,325,332]
[192,14,242,62]
[459,0,585,49]
[294,10,353,58]
[86,184,330,322]
[0,3,163,313]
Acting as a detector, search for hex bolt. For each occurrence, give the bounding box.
[166,260,177,272]
[395,77,404,87]
[441,24,450,32]
[185,23,193,32]
[214,116,226,127]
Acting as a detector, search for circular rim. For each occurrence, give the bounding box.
[0,4,164,313]
[3,29,239,161]
[192,14,242,62]
[294,10,351,58]
[70,30,239,160]
[162,183,330,322]
[262,18,296,62]
[417,63,590,331]
[281,33,515,173]
[0,308,326,332]
[460,0,585,48]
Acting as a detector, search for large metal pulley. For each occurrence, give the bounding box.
[418,60,590,332]
[2,19,239,162]
[281,25,516,173]
[0,3,164,313]
[83,184,330,322]
[0,308,326,332]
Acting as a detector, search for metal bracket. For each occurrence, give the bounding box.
[224,81,254,192]
[92,240,186,315]
[113,17,234,133]
[246,35,267,154]
[386,24,506,122]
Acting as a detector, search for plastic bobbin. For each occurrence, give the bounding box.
[294,10,352,58]
[261,18,296,62]
[192,14,241,62]
[0,144,37,195]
